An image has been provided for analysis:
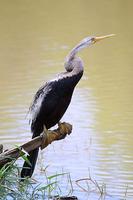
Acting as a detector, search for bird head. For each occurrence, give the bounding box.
[65,34,115,71]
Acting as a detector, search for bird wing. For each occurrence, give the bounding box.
[28,72,81,128]
[29,81,53,123]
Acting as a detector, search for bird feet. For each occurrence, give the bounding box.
[40,122,72,150]
[40,125,50,150]
[57,122,72,139]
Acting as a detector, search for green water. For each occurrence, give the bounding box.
[0,1,133,199]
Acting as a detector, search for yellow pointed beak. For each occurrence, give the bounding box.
[93,34,115,43]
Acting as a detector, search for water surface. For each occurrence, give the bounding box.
[0,1,133,199]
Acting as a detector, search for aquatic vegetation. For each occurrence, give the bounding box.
[0,160,73,200]
[0,160,130,200]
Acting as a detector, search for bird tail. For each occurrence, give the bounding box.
[21,121,44,179]
[21,147,39,179]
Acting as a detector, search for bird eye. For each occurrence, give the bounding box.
[91,37,95,43]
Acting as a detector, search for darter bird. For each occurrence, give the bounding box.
[21,34,114,178]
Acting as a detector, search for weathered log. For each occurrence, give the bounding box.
[0,122,72,167]
[54,196,78,200]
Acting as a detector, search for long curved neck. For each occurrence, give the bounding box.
[64,56,84,75]
[55,56,83,91]
[59,56,84,89]
[71,57,84,75]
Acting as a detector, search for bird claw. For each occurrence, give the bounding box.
[40,122,72,149]
[40,125,49,150]
[57,122,72,139]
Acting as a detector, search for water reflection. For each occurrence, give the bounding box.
[0,0,133,199]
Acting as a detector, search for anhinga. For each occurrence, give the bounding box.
[21,34,114,178]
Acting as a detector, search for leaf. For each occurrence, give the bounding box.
[37,181,57,191]
[15,145,29,156]
[21,155,31,167]
[47,172,68,180]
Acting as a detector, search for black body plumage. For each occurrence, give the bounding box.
[21,69,83,178]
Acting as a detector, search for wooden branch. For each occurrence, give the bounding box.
[0,122,72,167]
[54,196,78,200]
